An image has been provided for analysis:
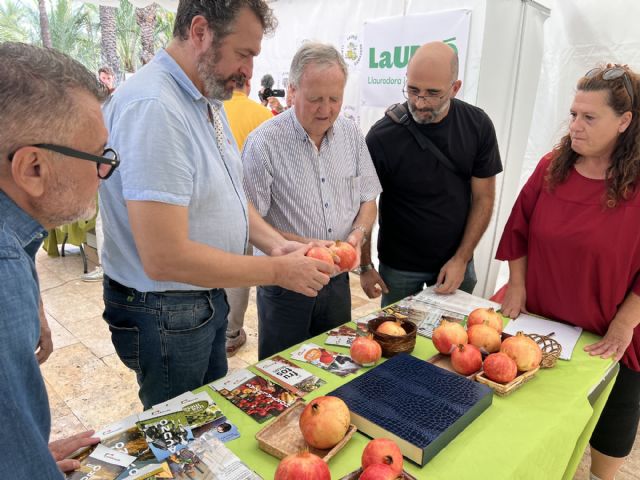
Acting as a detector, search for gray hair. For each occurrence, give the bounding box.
[289,42,348,88]
[0,42,108,160]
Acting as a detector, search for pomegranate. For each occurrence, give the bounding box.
[329,240,358,272]
[359,464,402,480]
[376,320,406,337]
[299,396,350,449]
[350,335,382,367]
[451,344,483,376]
[467,323,501,353]
[305,246,335,268]
[361,438,403,475]
[274,451,330,480]
[432,320,468,355]
[483,352,518,384]
[467,307,503,334]
[500,332,542,372]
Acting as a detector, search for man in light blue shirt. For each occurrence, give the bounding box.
[100,0,332,409]
[0,42,115,479]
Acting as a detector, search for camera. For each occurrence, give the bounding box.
[259,87,285,102]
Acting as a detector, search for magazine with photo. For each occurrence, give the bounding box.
[209,369,296,423]
[137,408,193,461]
[67,444,136,480]
[324,325,358,347]
[254,355,326,397]
[290,343,361,377]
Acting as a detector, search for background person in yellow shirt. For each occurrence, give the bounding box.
[223,78,274,356]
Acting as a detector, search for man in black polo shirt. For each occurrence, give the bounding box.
[361,41,502,306]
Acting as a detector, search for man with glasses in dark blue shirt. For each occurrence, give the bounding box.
[0,42,119,478]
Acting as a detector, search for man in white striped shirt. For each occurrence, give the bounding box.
[243,43,382,359]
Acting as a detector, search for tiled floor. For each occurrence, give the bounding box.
[37,249,639,479]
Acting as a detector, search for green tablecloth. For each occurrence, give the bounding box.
[43,218,95,257]
[198,322,616,480]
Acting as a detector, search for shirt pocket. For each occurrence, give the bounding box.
[0,246,19,259]
[346,176,361,210]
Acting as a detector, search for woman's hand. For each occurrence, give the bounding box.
[584,317,635,361]
[585,292,640,361]
[501,283,527,319]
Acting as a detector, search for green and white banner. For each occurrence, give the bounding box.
[361,9,472,107]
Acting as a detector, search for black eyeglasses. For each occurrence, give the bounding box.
[585,67,635,107]
[402,82,454,104]
[8,143,120,180]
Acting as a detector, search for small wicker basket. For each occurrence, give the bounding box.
[367,316,417,357]
[525,333,562,368]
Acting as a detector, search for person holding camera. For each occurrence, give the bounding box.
[258,73,286,114]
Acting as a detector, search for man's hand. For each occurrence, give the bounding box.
[272,246,333,296]
[36,300,53,364]
[49,430,100,473]
[360,268,389,299]
[267,97,284,114]
[500,283,527,319]
[434,256,467,294]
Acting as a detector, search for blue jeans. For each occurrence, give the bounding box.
[379,260,477,307]
[103,276,229,409]
[257,273,351,360]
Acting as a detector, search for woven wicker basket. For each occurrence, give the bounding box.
[367,316,417,357]
[475,366,540,396]
[526,333,562,368]
[340,468,417,479]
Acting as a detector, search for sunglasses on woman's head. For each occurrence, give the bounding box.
[585,67,635,107]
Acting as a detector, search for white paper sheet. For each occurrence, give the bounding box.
[503,313,582,360]
[412,287,501,317]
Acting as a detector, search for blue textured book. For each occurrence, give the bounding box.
[329,353,493,466]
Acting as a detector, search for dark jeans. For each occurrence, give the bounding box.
[379,259,477,307]
[257,273,351,360]
[103,276,229,409]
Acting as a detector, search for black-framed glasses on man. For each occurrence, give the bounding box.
[585,66,635,107]
[8,143,120,180]
[402,83,453,104]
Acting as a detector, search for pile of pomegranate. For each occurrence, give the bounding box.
[431,307,542,383]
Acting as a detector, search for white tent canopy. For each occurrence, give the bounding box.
[86,0,640,297]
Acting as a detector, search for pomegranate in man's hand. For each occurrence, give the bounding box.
[432,320,468,355]
[451,343,483,376]
[361,438,403,475]
[467,307,504,333]
[329,240,358,272]
[483,352,518,383]
[305,246,335,268]
[274,451,330,480]
[299,396,350,449]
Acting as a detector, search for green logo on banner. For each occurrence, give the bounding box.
[369,37,458,69]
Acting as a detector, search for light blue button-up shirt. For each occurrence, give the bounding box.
[100,50,248,292]
[0,190,62,479]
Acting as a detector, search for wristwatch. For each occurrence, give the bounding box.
[357,263,375,274]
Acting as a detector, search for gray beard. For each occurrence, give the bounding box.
[408,100,449,125]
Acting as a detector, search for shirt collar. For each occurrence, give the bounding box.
[287,108,335,144]
[154,49,223,111]
[0,189,47,248]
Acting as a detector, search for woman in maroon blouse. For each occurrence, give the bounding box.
[497,65,640,480]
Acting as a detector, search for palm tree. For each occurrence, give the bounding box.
[136,3,156,65]
[0,0,38,43]
[154,9,174,50]
[37,0,52,47]
[114,0,140,74]
[99,5,121,78]
[48,0,100,71]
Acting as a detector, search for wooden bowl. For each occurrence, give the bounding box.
[367,316,417,357]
